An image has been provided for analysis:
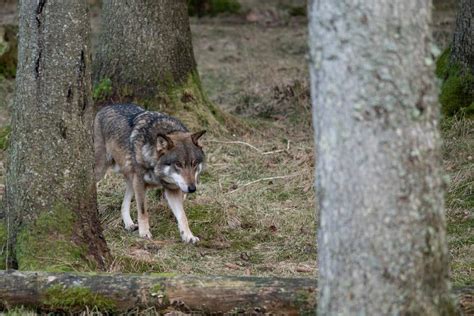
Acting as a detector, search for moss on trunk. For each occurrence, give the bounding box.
[15,204,95,271]
[142,71,228,131]
[44,285,116,313]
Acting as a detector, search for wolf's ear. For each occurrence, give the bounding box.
[156,134,174,151]
[191,130,206,147]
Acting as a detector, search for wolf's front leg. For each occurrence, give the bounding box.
[165,188,199,244]
[122,179,138,231]
[133,175,152,239]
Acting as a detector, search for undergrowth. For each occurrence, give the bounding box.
[436,48,474,116]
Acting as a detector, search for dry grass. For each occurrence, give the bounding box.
[93,14,317,278]
[0,2,471,305]
[99,128,316,277]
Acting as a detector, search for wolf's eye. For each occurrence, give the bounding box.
[175,162,183,169]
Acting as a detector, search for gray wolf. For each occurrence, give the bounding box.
[94,104,206,243]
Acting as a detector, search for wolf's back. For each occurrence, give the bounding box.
[96,104,145,148]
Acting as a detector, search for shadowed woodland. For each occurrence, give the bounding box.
[0,0,472,314]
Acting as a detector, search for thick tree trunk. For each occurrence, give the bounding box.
[0,271,316,314]
[309,1,455,314]
[451,0,473,75]
[94,0,223,130]
[4,0,109,270]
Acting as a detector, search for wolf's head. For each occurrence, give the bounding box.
[156,130,206,193]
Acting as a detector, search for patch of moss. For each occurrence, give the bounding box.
[435,47,451,79]
[93,77,112,102]
[439,73,474,116]
[44,285,116,312]
[188,0,241,17]
[148,70,231,131]
[0,125,11,150]
[436,48,474,116]
[149,272,177,277]
[15,203,90,271]
[288,6,306,17]
[0,221,6,269]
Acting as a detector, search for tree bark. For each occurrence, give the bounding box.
[451,0,473,75]
[309,1,455,314]
[94,0,195,99]
[4,0,109,270]
[0,271,316,314]
[94,0,223,130]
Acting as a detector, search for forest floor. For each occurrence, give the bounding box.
[0,1,472,289]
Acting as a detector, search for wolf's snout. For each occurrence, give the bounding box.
[188,184,196,193]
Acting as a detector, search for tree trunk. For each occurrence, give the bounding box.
[0,271,316,314]
[309,0,455,314]
[451,0,473,75]
[94,0,224,130]
[4,0,109,270]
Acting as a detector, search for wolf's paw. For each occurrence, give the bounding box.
[181,232,199,244]
[125,223,138,231]
[139,230,153,239]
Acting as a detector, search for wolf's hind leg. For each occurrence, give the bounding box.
[122,179,137,231]
[94,117,108,182]
[165,188,199,244]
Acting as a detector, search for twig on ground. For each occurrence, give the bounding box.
[207,140,262,152]
[207,139,290,155]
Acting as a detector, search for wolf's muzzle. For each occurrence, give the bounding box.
[188,184,196,193]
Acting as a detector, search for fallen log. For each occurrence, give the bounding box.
[0,271,471,314]
[0,270,316,314]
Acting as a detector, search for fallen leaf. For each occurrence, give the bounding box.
[296,265,313,273]
[224,263,241,270]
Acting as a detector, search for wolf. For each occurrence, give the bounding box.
[94,103,206,243]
